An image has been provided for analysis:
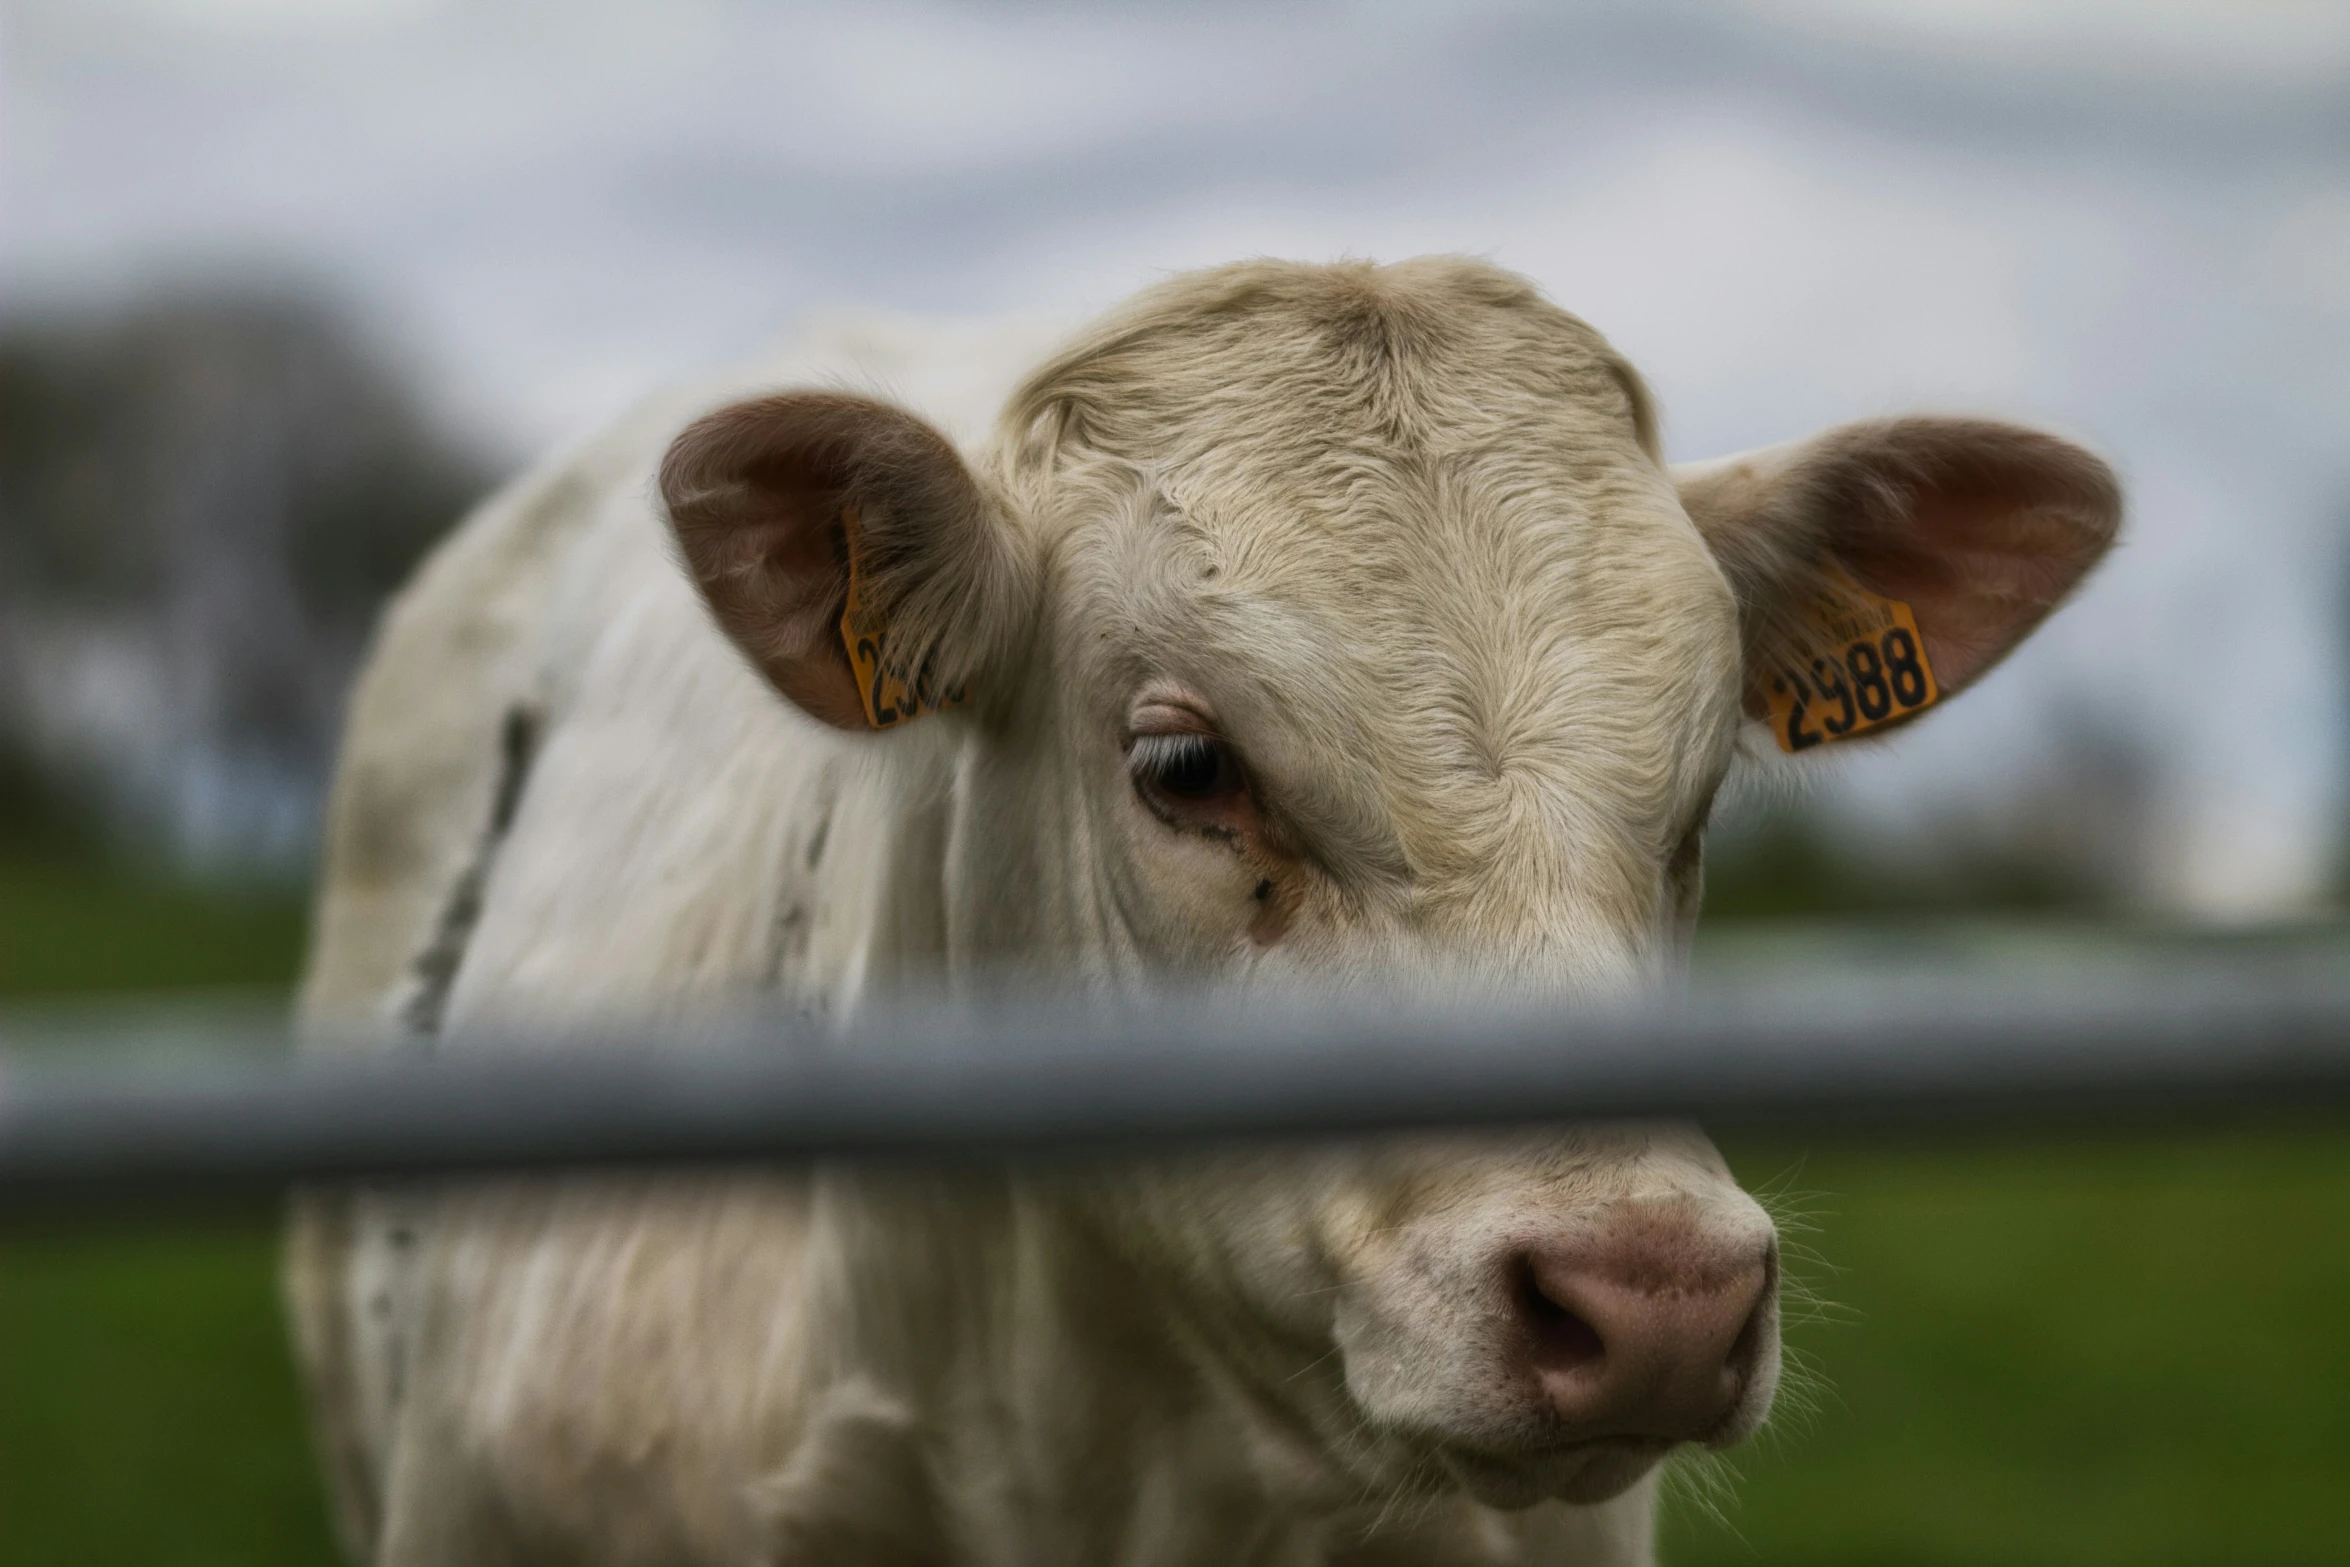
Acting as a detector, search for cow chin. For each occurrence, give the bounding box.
[1431,1437,1676,1509]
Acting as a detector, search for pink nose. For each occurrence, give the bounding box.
[1509,1208,1774,1443]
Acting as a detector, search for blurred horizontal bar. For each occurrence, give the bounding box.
[4,959,2350,1207]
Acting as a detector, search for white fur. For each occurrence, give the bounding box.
[285,259,2109,1566]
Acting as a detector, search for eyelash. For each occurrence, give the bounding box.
[1128,732,1245,807]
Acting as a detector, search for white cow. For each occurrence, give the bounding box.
[285,258,2118,1566]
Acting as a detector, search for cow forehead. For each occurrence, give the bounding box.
[1009,260,1743,871]
[1003,257,1658,490]
[1132,435,1733,702]
[1123,456,1741,886]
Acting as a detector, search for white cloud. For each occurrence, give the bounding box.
[2269,188,2350,320]
[1749,0,2350,84]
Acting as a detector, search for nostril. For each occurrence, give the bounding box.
[1723,1288,1767,1385]
[1716,1247,1780,1399]
[1511,1235,1776,1441]
[1515,1255,1605,1369]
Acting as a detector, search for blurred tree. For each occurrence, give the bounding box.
[1700,712,2157,923]
[0,290,490,873]
[0,739,99,863]
[1701,805,2108,921]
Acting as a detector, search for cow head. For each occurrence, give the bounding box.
[659,259,2117,1511]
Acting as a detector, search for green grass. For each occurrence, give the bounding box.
[1663,1132,2350,1567]
[0,858,308,997]
[0,1224,341,1566]
[3,854,2347,1564]
[1,851,336,1564]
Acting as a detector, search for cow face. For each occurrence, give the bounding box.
[661,257,2118,1509]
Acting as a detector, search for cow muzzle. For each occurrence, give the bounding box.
[1337,1184,1781,1508]
[1508,1212,1777,1446]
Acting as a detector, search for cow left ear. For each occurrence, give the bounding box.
[660,391,1037,732]
[1675,417,2120,752]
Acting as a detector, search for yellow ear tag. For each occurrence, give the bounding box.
[1764,565,1941,753]
[837,506,966,730]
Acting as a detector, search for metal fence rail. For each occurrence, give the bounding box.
[4,959,2350,1208]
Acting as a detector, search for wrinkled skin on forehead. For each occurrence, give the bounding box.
[974,259,1743,985]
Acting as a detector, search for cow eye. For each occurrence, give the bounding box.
[1129,732,1245,807]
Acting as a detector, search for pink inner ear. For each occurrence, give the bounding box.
[660,400,870,731]
[1826,434,2119,695]
[664,389,1020,735]
[729,473,868,731]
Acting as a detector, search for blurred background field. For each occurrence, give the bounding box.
[6,0,2350,1561]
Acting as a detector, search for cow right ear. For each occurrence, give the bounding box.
[660,392,1036,732]
[1676,417,2120,753]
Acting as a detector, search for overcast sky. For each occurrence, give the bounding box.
[8,0,2349,914]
